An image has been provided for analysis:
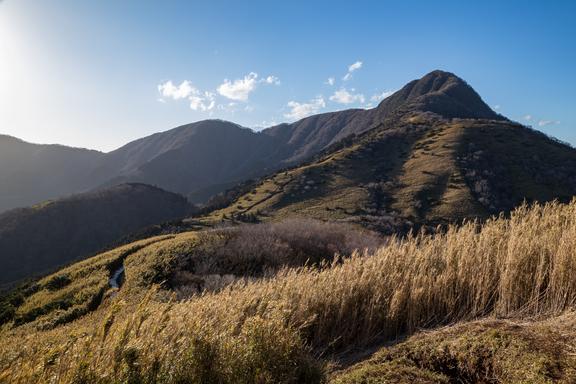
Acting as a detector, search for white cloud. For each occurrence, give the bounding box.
[158,80,195,100]
[343,60,363,81]
[262,75,280,85]
[189,91,215,111]
[329,88,365,104]
[217,72,259,101]
[370,90,395,102]
[363,91,395,109]
[348,61,363,72]
[157,80,215,111]
[284,96,326,120]
[524,114,533,121]
[260,120,279,127]
[538,120,561,127]
[217,72,279,101]
[493,105,501,110]
[325,77,335,86]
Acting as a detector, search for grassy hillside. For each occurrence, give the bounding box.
[201,112,576,232]
[0,236,172,329]
[0,220,380,330]
[2,200,576,383]
[0,183,193,287]
[333,314,576,383]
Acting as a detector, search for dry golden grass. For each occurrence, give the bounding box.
[2,200,576,383]
[7,236,172,330]
[333,312,576,383]
[392,121,484,220]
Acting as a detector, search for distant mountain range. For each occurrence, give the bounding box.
[0,70,506,214]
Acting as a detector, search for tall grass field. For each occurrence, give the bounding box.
[2,201,576,383]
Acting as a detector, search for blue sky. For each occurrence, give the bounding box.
[0,0,574,151]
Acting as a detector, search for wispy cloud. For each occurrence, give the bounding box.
[329,88,365,104]
[343,60,363,81]
[255,119,280,128]
[348,61,362,72]
[370,90,395,103]
[262,75,281,85]
[325,77,335,86]
[522,114,560,127]
[217,72,279,101]
[538,120,561,127]
[284,96,326,120]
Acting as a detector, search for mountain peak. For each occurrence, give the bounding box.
[416,70,467,92]
[377,70,504,121]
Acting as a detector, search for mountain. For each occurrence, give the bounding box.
[0,135,105,213]
[92,120,290,202]
[0,70,507,214]
[202,72,576,232]
[2,70,576,383]
[263,70,504,165]
[0,183,193,287]
[1,70,573,228]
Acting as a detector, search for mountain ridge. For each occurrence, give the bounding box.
[201,109,576,232]
[0,70,522,213]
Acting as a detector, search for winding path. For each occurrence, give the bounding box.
[109,265,125,289]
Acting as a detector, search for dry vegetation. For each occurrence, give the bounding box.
[0,236,172,330]
[199,115,576,239]
[2,201,576,383]
[168,219,382,297]
[333,313,576,383]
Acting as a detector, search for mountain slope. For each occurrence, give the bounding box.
[0,135,104,213]
[91,70,506,204]
[2,200,576,382]
[262,70,504,165]
[0,183,193,287]
[93,120,290,202]
[0,70,507,213]
[202,74,576,231]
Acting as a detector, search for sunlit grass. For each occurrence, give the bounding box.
[2,200,576,382]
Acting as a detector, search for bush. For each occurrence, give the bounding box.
[170,218,383,294]
[45,274,72,291]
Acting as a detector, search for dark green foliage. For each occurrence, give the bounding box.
[45,274,72,291]
[0,282,35,325]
